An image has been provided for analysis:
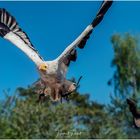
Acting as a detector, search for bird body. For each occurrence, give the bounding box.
[0,1,113,101]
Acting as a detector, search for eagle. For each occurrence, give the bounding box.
[0,1,113,102]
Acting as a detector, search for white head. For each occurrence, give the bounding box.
[38,63,48,72]
[38,60,58,76]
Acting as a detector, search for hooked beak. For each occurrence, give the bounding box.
[39,63,47,71]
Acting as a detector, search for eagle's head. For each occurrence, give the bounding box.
[38,63,48,72]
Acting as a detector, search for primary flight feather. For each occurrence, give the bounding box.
[0,1,113,101]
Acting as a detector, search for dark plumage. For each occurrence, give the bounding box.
[0,22,10,37]
[63,49,77,66]
[127,98,140,128]
[78,30,93,49]
[92,0,113,27]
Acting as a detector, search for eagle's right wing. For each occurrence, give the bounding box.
[0,8,44,67]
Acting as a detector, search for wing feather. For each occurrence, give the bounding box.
[0,8,44,66]
[57,0,113,76]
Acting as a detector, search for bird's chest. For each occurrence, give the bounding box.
[40,61,60,83]
[47,64,58,75]
[47,61,64,79]
[43,74,58,85]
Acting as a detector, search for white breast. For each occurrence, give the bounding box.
[48,61,65,77]
[39,60,65,84]
[46,60,58,74]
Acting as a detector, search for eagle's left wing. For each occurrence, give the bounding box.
[56,0,113,75]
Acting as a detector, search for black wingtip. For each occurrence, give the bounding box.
[97,0,113,17]
[0,8,17,37]
[0,8,11,37]
[0,8,6,12]
[91,0,113,28]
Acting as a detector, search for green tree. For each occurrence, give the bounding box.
[107,33,140,138]
[0,86,107,139]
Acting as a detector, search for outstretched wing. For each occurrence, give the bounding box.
[0,8,44,67]
[57,0,113,76]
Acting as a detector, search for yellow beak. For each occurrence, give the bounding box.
[39,63,47,71]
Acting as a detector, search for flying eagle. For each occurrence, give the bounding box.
[0,1,113,101]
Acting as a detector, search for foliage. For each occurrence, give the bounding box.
[107,33,140,138]
[0,87,107,139]
[109,34,140,98]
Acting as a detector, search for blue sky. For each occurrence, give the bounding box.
[0,1,140,104]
